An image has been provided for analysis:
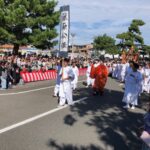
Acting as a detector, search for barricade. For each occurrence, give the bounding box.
[79,68,87,76]
[20,68,87,83]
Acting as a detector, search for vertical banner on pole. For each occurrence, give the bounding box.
[59,5,70,57]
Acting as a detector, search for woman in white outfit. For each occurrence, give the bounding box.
[122,62,143,109]
[120,62,127,83]
[71,62,79,90]
[116,61,122,80]
[58,58,75,107]
[112,62,117,78]
[53,60,62,97]
[143,63,150,94]
[138,64,145,96]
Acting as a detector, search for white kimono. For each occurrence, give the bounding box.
[122,70,142,106]
[112,63,117,78]
[71,66,79,90]
[138,68,145,95]
[143,68,150,93]
[125,65,132,79]
[115,63,122,80]
[120,63,127,82]
[118,64,122,81]
[59,66,75,106]
[54,65,61,96]
[86,64,92,86]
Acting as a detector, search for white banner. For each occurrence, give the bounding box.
[60,6,70,52]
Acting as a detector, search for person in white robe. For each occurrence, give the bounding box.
[115,61,122,80]
[86,60,92,87]
[71,62,79,90]
[125,61,133,79]
[120,62,127,83]
[143,63,150,94]
[118,62,122,81]
[138,64,145,95]
[58,58,75,107]
[122,62,143,109]
[53,60,62,97]
[141,64,146,93]
[112,62,117,78]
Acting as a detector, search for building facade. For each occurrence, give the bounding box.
[68,44,93,58]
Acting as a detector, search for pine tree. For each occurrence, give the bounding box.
[0,0,59,55]
[93,34,118,56]
[116,19,145,48]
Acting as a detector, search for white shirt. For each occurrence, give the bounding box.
[59,66,74,82]
[72,66,79,77]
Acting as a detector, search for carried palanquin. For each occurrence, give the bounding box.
[121,46,140,63]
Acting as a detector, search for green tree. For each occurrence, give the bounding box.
[93,34,118,57]
[143,45,150,57]
[116,19,145,48]
[0,0,59,55]
[107,45,119,54]
[93,34,116,51]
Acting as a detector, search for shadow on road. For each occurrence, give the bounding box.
[48,139,103,150]
[47,83,149,150]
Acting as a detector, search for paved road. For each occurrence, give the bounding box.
[0,77,147,150]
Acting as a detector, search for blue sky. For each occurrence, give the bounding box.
[56,0,150,45]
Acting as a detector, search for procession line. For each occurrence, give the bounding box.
[0,97,87,134]
[0,80,85,96]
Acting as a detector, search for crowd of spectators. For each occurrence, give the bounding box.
[0,54,89,90]
[1,53,149,91]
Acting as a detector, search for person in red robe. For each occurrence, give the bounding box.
[90,59,99,87]
[92,59,109,96]
[90,60,96,79]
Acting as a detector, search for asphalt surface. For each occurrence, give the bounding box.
[0,76,148,150]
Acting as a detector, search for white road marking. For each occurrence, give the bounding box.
[0,80,85,96]
[0,86,54,96]
[0,97,87,134]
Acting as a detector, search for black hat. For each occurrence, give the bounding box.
[94,58,99,61]
[99,55,105,62]
[133,62,139,69]
[64,58,70,63]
